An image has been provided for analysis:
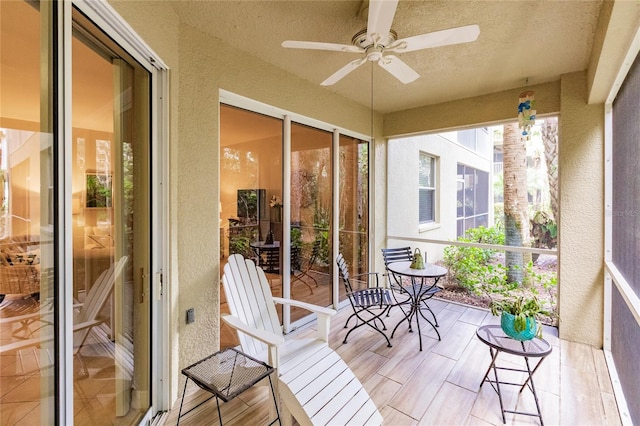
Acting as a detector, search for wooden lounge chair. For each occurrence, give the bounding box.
[0,256,128,355]
[222,254,383,425]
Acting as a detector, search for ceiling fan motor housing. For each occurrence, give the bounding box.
[351,28,398,52]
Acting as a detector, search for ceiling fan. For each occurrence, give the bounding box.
[282,0,480,86]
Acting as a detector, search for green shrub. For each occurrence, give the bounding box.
[444,225,558,310]
[444,224,510,295]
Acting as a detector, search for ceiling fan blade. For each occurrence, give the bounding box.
[321,58,367,86]
[388,24,480,53]
[367,0,399,41]
[282,40,363,53]
[377,55,420,84]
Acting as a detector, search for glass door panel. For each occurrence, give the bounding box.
[220,105,283,347]
[338,135,369,303]
[290,123,333,320]
[71,9,150,424]
[0,0,55,422]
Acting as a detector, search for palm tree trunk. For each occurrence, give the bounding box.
[541,117,559,222]
[502,122,530,284]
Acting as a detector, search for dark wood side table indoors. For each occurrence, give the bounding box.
[476,325,552,426]
[177,347,280,425]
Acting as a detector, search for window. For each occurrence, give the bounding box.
[456,164,489,237]
[419,152,436,224]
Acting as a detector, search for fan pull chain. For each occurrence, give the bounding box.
[371,62,374,144]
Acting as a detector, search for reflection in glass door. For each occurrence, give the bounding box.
[219,105,284,348]
[290,123,333,321]
[71,10,150,424]
[0,1,55,422]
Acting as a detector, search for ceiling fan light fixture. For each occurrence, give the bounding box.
[366,47,384,62]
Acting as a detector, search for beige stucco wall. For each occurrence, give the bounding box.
[384,80,561,137]
[111,0,376,405]
[558,71,604,347]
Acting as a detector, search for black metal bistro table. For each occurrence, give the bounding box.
[386,261,447,351]
[476,325,552,426]
[177,347,279,425]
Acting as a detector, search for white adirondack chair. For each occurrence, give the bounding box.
[221,254,383,426]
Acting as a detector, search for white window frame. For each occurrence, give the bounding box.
[418,152,436,226]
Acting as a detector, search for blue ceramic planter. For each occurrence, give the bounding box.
[500,311,537,341]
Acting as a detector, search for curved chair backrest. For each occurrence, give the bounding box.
[381,247,413,288]
[381,247,413,265]
[336,253,350,286]
[308,238,321,267]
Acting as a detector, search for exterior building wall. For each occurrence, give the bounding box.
[386,133,491,263]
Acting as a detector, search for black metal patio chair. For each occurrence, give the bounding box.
[336,253,393,347]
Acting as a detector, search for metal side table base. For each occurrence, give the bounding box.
[476,325,552,426]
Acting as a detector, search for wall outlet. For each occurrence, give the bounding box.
[186,308,195,324]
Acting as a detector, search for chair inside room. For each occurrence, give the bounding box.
[222,253,382,425]
[290,239,321,295]
[262,246,280,274]
[336,253,393,348]
[381,246,441,327]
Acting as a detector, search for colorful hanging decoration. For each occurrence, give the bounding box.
[517,90,536,140]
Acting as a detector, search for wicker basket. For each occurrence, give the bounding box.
[500,311,537,341]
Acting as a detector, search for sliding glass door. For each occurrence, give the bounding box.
[338,135,370,303]
[71,9,152,423]
[290,123,334,320]
[219,105,284,346]
[1,1,162,423]
[219,98,371,342]
[0,1,56,422]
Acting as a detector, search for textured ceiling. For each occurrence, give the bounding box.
[171,0,603,113]
[0,0,607,129]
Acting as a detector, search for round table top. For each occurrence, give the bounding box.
[250,241,280,249]
[386,260,447,278]
[476,325,552,357]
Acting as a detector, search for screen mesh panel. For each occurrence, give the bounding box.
[611,51,640,424]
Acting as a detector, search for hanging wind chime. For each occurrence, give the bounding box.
[517,90,536,141]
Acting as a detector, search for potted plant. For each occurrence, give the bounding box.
[490,294,552,340]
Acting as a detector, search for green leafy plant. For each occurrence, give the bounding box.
[228,226,256,258]
[490,294,552,338]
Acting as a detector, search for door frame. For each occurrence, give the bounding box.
[57,0,170,422]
